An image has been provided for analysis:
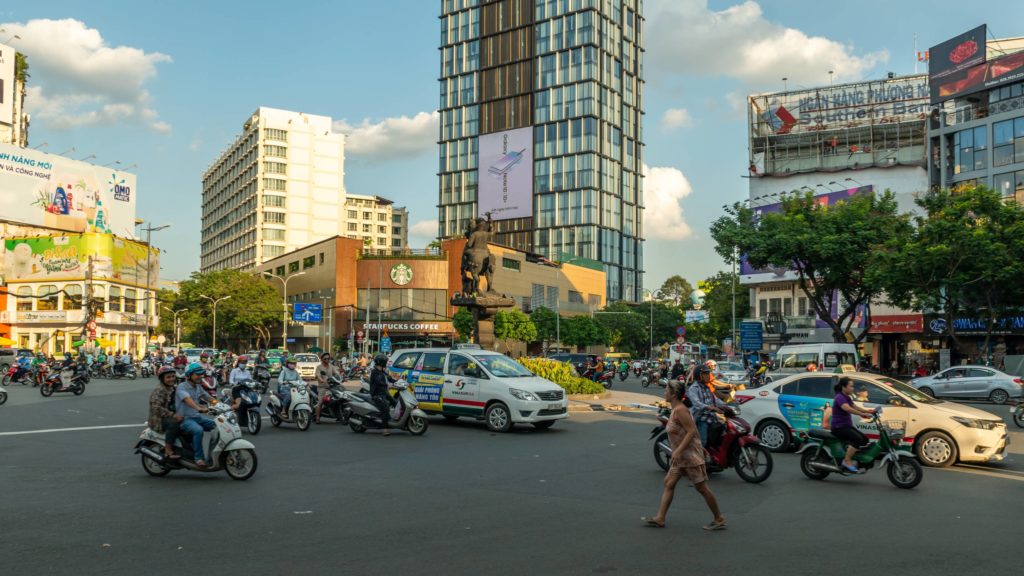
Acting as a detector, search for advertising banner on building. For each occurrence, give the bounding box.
[478,127,532,220]
[3,233,159,287]
[0,143,137,234]
[869,314,924,334]
[930,49,1024,104]
[929,25,987,80]
[0,43,13,126]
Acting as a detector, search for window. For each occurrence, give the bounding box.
[568,290,584,303]
[16,286,32,311]
[347,222,358,231]
[263,128,287,141]
[378,213,386,221]
[759,299,768,318]
[418,352,446,374]
[302,256,315,269]
[63,284,82,310]
[124,289,137,313]
[393,227,403,235]
[264,161,286,174]
[447,354,475,375]
[969,368,994,378]
[362,224,371,233]
[392,239,402,247]
[797,377,834,398]
[264,145,287,158]
[264,195,286,207]
[780,352,819,369]
[363,212,371,219]
[953,126,987,173]
[108,286,121,312]
[377,225,387,234]
[798,297,808,317]
[276,266,285,276]
[992,118,1024,167]
[347,210,357,219]
[588,294,601,306]
[392,352,420,370]
[264,245,285,258]
[263,178,286,191]
[852,380,893,405]
[378,237,387,246]
[38,285,59,311]
[778,381,801,395]
[502,257,521,271]
[319,252,324,265]
[783,298,793,317]
[264,211,285,224]
[392,214,403,224]
[263,228,285,241]
[288,261,299,273]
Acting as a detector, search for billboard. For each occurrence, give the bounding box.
[0,143,137,235]
[929,49,1024,103]
[0,43,13,126]
[929,25,987,80]
[3,233,159,287]
[740,186,873,284]
[750,76,929,137]
[478,127,532,220]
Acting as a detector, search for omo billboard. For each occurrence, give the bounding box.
[0,142,137,235]
[478,127,532,220]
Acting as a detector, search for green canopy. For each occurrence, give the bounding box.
[71,340,86,348]
[309,346,323,353]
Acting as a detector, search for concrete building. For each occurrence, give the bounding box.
[0,43,29,148]
[341,193,409,254]
[200,107,347,272]
[437,0,645,302]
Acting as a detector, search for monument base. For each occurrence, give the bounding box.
[451,293,515,350]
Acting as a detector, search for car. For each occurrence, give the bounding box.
[772,343,859,379]
[909,365,1024,405]
[183,348,204,365]
[737,371,1009,467]
[265,349,285,374]
[717,361,747,384]
[388,346,569,432]
[0,348,33,372]
[291,353,320,380]
[548,353,597,375]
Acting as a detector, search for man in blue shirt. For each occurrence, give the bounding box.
[175,363,216,467]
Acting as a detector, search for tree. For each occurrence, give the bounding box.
[530,306,559,349]
[561,315,608,351]
[692,271,750,346]
[711,190,912,343]
[658,275,694,307]
[453,308,474,343]
[494,309,538,353]
[174,270,282,349]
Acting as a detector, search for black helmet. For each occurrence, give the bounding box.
[373,354,388,367]
[697,365,712,376]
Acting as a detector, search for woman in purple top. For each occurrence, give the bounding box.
[830,377,876,473]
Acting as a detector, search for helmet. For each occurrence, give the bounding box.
[373,354,388,367]
[284,356,297,366]
[237,355,249,364]
[200,352,210,360]
[697,365,712,377]
[184,362,206,378]
[157,366,177,381]
[64,351,71,358]
[705,359,718,371]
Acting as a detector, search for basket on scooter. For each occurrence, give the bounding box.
[881,420,906,441]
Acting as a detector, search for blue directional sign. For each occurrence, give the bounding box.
[380,337,392,354]
[739,321,764,351]
[292,303,323,323]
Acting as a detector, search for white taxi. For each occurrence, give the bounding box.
[291,353,320,381]
[738,372,1009,467]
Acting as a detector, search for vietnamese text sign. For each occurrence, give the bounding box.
[292,303,322,323]
[739,321,764,350]
[478,127,532,220]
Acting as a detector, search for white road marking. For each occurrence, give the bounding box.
[0,423,144,437]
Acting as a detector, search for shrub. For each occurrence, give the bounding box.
[518,357,606,395]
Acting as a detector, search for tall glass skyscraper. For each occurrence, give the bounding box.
[438,0,644,302]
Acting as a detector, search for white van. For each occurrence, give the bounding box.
[772,344,859,380]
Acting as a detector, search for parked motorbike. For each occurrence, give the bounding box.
[797,410,922,489]
[266,379,313,431]
[41,364,88,397]
[134,402,258,480]
[650,404,773,483]
[3,364,33,386]
[318,375,348,422]
[339,379,428,435]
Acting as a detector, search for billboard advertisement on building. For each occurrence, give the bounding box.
[0,143,137,235]
[750,77,929,138]
[478,127,532,220]
[929,49,1024,103]
[929,25,987,80]
[0,43,13,126]
[4,233,159,287]
[740,186,873,284]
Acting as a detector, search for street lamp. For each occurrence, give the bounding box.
[135,221,170,346]
[31,142,48,150]
[200,295,231,349]
[262,271,306,353]
[79,154,96,162]
[162,306,189,346]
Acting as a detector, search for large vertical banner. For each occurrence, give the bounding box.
[478,127,533,219]
[0,43,14,126]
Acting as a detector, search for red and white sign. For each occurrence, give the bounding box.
[676,336,686,344]
[87,320,97,331]
[89,329,97,339]
[870,314,924,334]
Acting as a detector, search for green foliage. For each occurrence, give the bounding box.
[691,271,749,345]
[560,315,608,350]
[15,52,29,83]
[594,301,682,356]
[494,309,538,352]
[453,308,474,343]
[518,357,605,394]
[658,275,694,307]
[530,306,559,346]
[172,270,283,349]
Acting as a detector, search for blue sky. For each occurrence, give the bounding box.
[5,1,1020,292]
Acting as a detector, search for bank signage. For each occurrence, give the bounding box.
[925,314,1024,335]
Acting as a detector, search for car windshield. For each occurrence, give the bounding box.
[294,355,318,362]
[876,377,941,404]
[184,348,202,356]
[720,362,744,372]
[476,355,534,377]
[267,350,283,359]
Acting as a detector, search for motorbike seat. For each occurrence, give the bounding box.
[807,428,835,440]
[352,392,375,402]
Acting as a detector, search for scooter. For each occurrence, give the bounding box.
[3,364,33,386]
[796,410,922,489]
[640,368,663,388]
[253,365,272,394]
[266,379,313,431]
[140,360,154,378]
[134,402,258,481]
[219,379,263,435]
[0,382,7,405]
[40,364,88,397]
[650,404,773,483]
[318,375,348,422]
[109,362,138,380]
[1011,401,1023,428]
[339,379,428,435]
[618,369,628,382]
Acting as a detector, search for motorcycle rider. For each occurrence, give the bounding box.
[592,357,606,381]
[368,353,397,436]
[172,350,188,368]
[149,366,183,460]
[314,353,342,423]
[670,358,686,380]
[175,363,216,467]
[12,352,32,383]
[832,376,877,473]
[617,359,630,378]
[198,352,218,393]
[275,356,302,415]
[686,365,728,447]
[230,355,251,386]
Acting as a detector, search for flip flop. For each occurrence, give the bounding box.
[164,453,181,460]
[842,463,859,473]
[195,460,207,468]
[640,517,665,528]
[702,519,727,531]
[382,430,391,437]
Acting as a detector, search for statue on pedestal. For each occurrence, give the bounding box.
[460,214,496,296]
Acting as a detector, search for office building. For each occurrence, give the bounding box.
[342,193,409,254]
[438,0,645,302]
[0,43,30,147]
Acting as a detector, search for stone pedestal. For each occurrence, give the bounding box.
[451,294,515,350]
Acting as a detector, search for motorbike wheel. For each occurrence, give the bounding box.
[1,375,10,386]
[886,458,923,489]
[40,384,54,397]
[653,431,671,472]
[0,389,7,405]
[295,409,311,431]
[73,383,85,396]
[602,380,612,389]
[1013,408,1024,428]
[128,371,137,381]
[223,449,258,481]
[800,449,832,480]
[270,413,281,427]
[141,447,170,477]
[349,420,367,433]
[641,377,650,388]
[247,410,262,435]
[406,414,429,436]
[734,444,773,483]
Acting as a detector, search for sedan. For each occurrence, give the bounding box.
[291,353,320,380]
[910,365,1024,405]
[717,361,747,384]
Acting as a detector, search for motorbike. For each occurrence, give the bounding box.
[140,360,154,378]
[634,365,643,377]
[174,365,186,382]
[3,364,33,386]
[266,379,314,431]
[253,365,272,394]
[617,369,628,382]
[41,364,89,397]
[345,365,366,381]
[1010,401,1023,428]
[0,382,7,405]
[339,378,428,435]
[134,402,258,481]
[650,404,773,483]
[109,362,138,380]
[796,410,923,489]
[221,379,263,435]
[318,375,348,422]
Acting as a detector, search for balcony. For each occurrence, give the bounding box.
[358,248,446,260]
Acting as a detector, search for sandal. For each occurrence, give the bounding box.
[382,430,391,437]
[702,519,727,531]
[640,517,665,528]
[195,460,207,468]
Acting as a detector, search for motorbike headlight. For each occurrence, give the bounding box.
[509,388,539,402]
[227,414,238,426]
[951,416,999,430]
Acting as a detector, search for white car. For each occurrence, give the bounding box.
[737,371,1009,467]
[387,346,569,432]
[717,361,747,385]
[291,353,320,380]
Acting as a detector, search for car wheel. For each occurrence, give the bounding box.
[918,387,935,398]
[485,402,513,433]
[915,431,958,467]
[755,419,792,452]
[989,389,1009,405]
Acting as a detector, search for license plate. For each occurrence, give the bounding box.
[547,403,561,410]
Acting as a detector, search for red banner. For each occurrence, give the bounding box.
[870,315,923,333]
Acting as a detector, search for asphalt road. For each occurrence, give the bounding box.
[1,377,1020,576]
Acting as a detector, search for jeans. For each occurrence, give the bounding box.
[277,390,291,412]
[180,416,216,461]
[161,417,181,450]
[372,393,394,427]
[697,420,710,446]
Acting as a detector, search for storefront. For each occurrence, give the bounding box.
[924,314,1024,368]
[865,314,926,373]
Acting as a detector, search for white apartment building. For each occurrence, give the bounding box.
[341,193,409,254]
[201,107,347,272]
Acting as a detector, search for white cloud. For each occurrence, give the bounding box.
[643,164,694,240]
[333,111,438,161]
[662,108,693,130]
[4,19,171,132]
[408,219,439,246]
[646,0,887,88]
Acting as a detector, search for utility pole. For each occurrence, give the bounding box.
[199,295,231,349]
[135,222,169,349]
[731,248,738,359]
[162,306,189,347]
[364,278,371,356]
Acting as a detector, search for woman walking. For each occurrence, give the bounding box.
[642,380,727,530]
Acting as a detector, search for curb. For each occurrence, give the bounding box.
[568,402,645,413]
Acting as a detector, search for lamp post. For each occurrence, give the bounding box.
[162,306,189,347]
[262,271,306,353]
[200,295,231,349]
[135,221,169,347]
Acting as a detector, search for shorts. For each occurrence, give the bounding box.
[667,463,708,485]
[831,426,869,448]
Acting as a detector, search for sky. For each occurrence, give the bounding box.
[5,0,1022,292]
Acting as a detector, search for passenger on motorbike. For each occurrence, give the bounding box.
[230,355,251,385]
[13,353,31,382]
[686,366,727,447]
[150,366,183,460]
[276,357,302,413]
[315,353,342,423]
[175,363,216,467]
[199,352,218,393]
[832,376,877,473]
[368,354,398,436]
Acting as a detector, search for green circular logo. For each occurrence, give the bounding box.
[390,263,413,286]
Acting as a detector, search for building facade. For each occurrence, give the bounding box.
[437,0,645,302]
[342,194,409,254]
[0,43,29,148]
[201,107,347,272]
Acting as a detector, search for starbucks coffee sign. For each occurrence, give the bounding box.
[390,263,413,286]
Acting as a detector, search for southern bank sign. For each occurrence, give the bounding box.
[927,315,1024,335]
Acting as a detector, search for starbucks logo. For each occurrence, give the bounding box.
[390,263,413,286]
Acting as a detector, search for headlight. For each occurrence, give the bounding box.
[509,388,540,402]
[951,416,999,430]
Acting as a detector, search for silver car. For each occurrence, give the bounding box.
[717,361,747,385]
[910,365,1024,404]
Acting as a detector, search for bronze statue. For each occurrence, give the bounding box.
[461,214,495,295]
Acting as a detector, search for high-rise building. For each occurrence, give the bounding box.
[341,193,409,254]
[0,43,31,148]
[438,0,645,302]
[201,107,347,272]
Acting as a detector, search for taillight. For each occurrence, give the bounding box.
[734,394,754,404]
[1014,378,1023,386]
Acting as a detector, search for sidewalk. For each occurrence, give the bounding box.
[568,389,663,412]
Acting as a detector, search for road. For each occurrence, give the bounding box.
[1,376,1019,576]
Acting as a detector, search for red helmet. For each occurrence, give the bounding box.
[237,355,249,364]
[156,366,177,381]
[200,352,210,360]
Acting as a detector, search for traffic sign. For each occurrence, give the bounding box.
[356,330,364,343]
[739,321,763,351]
[380,337,392,353]
[87,320,97,331]
[676,326,686,336]
[292,303,323,323]
[676,336,686,344]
